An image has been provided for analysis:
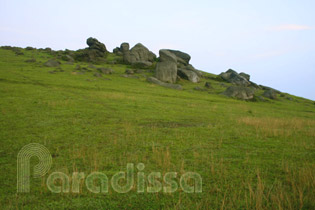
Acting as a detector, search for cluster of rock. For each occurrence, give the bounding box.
[155,49,201,84]
[74,37,108,63]
[219,69,281,100]
[114,43,156,68]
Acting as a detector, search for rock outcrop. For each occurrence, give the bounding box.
[263,89,277,99]
[177,68,200,83]
[220,69,251,86]
[122,43,156,67]
[155,50,178,83]
[44,59,60,67]
[223,86,255,100]
[74,37,108,63]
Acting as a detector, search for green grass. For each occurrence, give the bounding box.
[0,47,314,209]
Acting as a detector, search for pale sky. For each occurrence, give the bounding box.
[1,0,314,100]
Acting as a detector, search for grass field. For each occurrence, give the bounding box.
[0,47,314,209]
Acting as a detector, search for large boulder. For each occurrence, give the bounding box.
[87,37,107,53]
[167,50,191,65]
[220,69,251,86]
[147,77,182,90]
[263,89,277,99]
[177,68,200,83]
[223,86,255,100]
[155,50,178,83]
[74,37,108,62]
[123,43,156,66]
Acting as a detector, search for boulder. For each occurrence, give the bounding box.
[167,50,191,65]
[97,67,113,74]
[44,59,60,67]
[223,86,255,100]
[239,72,250,81]
[74,37,108,62]
[263,89,277,99]
[123,43,156,66]
[147,77,182,90]
[131,61,153,68]
[177,68,200,83]
[155,50,178,83]
[87,37,107,53]
[120,43,130,53]
[219,69,250,86]
[125,69,134,75]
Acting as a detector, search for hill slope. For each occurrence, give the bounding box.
[0,47,314,209]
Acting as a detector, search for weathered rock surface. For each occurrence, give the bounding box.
[123,43,156,67]
[147,77,182,90]
[220,69,251,86]
[155,50,178,83]
[167,50,191,65]
[223,86,255,100]
[263,89,277,99]
[74,37,108,62]
[177,68,200,83]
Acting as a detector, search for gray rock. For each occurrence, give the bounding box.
[147,77,182,90]
[177,68,200,83]
[44,59,60,67]
[120,43,130,53]
[223,86,255,100]
[87,37,107,53]
[155,50,178,83]
[259,85,281,94]
[239,72,250,81]
[219,69,250,86]
[97,67,113,74]
[131,61,153,68]
[263,89,277,99]
[194,86,206,91]
[123,43,156,66]
[167,50,191,65]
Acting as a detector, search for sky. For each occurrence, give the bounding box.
[1,0,314,100]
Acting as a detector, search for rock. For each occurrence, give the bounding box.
[223,86,255,100]
[177,68,200,83]
[205,82,212,89]
[147,77,182,90]
[219,69,250,86]
[155,50,178,83]
[239,72,250,81]
[167,50,191,65]
[61,55,74,62]
[263,89,277,99]
[120,43,130,53]
[125,69,134,74]
[44,59,61,67]
[97,67,113,74]
[25,58,36,63]
[259,85,281,94]
[131,61,153,68]
[87,37,107,53]
[123,43,156,66]
[74,37,108,62]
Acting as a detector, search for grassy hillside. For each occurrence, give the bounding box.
[0,47,314,209]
